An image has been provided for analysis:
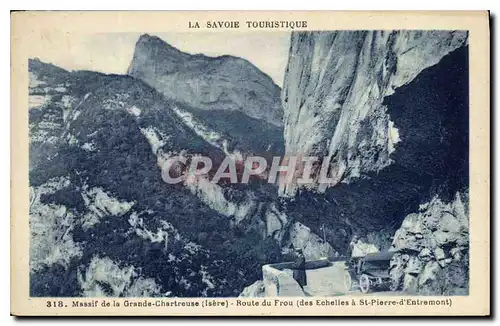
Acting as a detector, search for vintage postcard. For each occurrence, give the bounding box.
[11,11,490,316]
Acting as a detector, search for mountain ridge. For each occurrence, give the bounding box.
[128,34,284,126]
[28,58,287,298]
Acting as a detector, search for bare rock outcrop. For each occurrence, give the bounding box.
[128,34,283,126]
[282,31,468,193]
[389,192,469,295]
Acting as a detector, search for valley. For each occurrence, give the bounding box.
[29,30,470,298]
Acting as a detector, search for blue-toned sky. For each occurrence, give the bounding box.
[31,32,291,86]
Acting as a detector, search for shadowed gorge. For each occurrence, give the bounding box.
[28,30,470,298]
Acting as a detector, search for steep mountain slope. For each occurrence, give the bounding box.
[29,59,285,297]
[30,30,471,297]
[128,34,284,127]
[171,105,285,158]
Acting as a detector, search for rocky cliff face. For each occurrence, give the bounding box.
[31,30,471,297]
[278,31,470,295]
[128,34,283,126]
[390,192,469,295]
[282,31,468,191]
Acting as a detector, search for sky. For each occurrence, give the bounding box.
[30,32,291,87]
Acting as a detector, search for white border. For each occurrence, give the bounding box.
[4,1,497,325]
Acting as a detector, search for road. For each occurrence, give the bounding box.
[281,262,397,297]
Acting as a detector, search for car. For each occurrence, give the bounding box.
[344,251,396,293]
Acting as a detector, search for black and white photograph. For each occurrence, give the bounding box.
[28,30,471,298]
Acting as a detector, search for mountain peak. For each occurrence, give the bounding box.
[137,34,173,48]
[128,34,283,126]
[133,34,188,61]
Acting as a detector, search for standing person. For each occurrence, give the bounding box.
[348,235,360,257]
[292,249,307,290]
[346,235,360,272]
